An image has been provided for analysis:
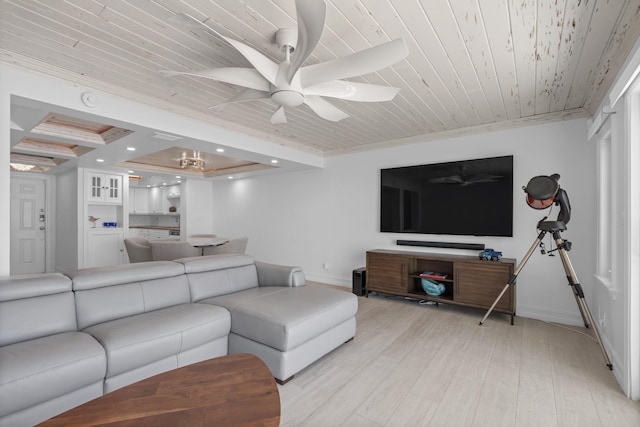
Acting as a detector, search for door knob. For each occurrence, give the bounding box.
[39,226,45,230]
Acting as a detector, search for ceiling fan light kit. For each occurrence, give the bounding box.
[161,0,408,124]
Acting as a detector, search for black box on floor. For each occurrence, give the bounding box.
[352,267,366,296]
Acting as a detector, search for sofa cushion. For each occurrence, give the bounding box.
[180,255,259,300]
[0,331,106,417]
[83,303,230,377]
[203,286,358,352]
[69,262,191,330]
[0,273,77,347]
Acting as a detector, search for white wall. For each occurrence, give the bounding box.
[212,118,595,326]
[182,179,215,237]
[54,169,79,272]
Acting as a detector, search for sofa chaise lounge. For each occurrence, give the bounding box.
[0,254,358,426]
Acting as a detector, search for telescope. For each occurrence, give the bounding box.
[480,173,612,370]
[523,173,571,231]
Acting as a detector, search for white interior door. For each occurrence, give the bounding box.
[10,178,46,275]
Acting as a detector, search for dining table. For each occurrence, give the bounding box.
[187,237,229,255]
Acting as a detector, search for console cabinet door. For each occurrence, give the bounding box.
[454,262,513,311]
[366,252,409,294]
[86,228,125,268]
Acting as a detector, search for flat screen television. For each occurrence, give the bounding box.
[380,155,513,237]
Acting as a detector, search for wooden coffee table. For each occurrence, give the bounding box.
[38,353,280,426]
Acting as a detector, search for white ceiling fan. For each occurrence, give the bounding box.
[160,0,409,124]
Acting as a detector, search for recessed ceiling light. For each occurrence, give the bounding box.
[96,158,104,162]
[216,148,225,153]
[271,159,278,164]
[175,175,181,179]
[162,183,167,186]
[228,176,233,179]
[126,147,136,151]
[177,180,181,183]
[128,170,135,173]
[146,185,151,187]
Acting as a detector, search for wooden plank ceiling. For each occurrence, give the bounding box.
[1,0,639,157]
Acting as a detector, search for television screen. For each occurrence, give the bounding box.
[380,155,513,237]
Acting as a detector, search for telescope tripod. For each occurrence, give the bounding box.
[479,221,613,370]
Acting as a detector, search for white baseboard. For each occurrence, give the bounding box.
[305,272,350,288]
[517,304,585,326]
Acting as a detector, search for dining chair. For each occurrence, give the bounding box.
[150,240,200,261]
[124,237,153,263]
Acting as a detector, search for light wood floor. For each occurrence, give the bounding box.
[278,284,640,426]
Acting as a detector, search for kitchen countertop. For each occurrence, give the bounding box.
[130,226,180,231]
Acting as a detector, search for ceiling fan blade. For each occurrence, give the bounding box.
[169,13,279,85]
[208,88,270,111]
[285,0,327,84]
[304,96,350,122]
[304,80,401,102]
[300,38,409,88]
[160,68,270,92]
[271,106,288,124]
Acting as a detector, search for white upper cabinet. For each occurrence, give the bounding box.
[87,172,122,204]
[130,187,149,213]
[148,187,163,213]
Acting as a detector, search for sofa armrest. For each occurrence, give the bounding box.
[255,261,306,287]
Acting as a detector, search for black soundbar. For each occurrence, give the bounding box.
[396,240,485,250]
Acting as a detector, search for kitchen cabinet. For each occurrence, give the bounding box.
[129,187,149,213]
[87,172,122,204]
[86,228,125,267]
[148,187,175,213]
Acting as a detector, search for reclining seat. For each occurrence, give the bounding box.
[67,261,231,393]
[0,274,106,426]
[180,254,358,384]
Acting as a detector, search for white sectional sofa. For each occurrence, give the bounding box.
[0,254,358,426]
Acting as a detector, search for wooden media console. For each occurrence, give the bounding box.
[366,249,516,324]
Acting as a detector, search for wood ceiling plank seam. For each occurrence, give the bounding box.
[564,0,628,110]
[211,102,377,149]
[547,0,597,112]
[417,1,483,91]
[507,0,538,118]
[24,0,242,81]
[386,0,483,127]
[327,0,458,131]
[91,2,246,72]
[2,2,225,85]
[477,0,522,121]
[0,31,117,85]
[582,0,640,112]
[65,42,235,103]
[264,102,389,149]
[153,0,290,67]
[183,0,284,60]
[422,0,495,124]
[532,0,568,115]
[363,69,442,135]
[308,3,428,134]
[1,2,80,49]
[449,0,509,122]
